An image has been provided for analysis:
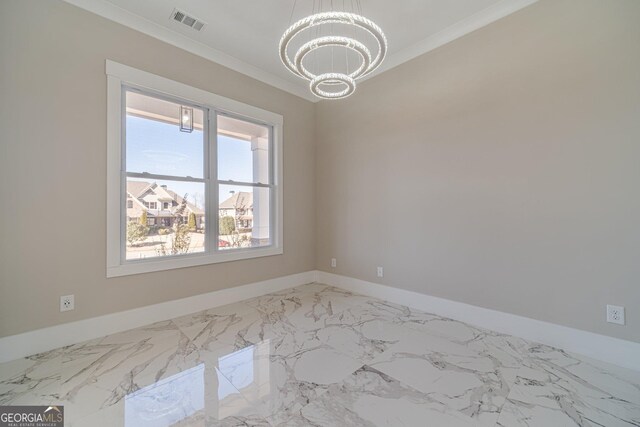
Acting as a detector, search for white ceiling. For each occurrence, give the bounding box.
[64,0,538,101]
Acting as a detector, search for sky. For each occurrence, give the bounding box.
[126,115,257,206]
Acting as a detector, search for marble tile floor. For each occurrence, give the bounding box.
[1,282,639,426]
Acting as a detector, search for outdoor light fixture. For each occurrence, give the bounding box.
[179,105,193,133]
[279,2,387,100]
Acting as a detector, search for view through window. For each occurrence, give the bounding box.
[124,90,272,261]
[217,115,271,251]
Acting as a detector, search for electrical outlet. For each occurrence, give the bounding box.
[606,304,625,325]
[377,266,384,278]
[331,258,337,268]
[60,295,74,312]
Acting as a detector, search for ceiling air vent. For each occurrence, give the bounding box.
[170,9,206,32]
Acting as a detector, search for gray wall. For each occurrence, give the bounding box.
[0,0,316,337]
[2,0,639,344]
[316,0,640,342]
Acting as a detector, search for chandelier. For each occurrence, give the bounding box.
[279,1,387,100]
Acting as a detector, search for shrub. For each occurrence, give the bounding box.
[188,212,197,231]
[172,224,191,254]
[127,222,148,246]
[219,216,235,235]
[157,194,191,256]
[140,210,148,226]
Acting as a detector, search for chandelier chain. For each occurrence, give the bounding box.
[288,0,298,26]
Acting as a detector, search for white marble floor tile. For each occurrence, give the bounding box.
[525,344,640,404]
[497,344,640,427]
[292,304,414,364]
[65,396,124,427]
[172,302,265,349]
[60,320,197,402]
[206,414,272,426]
[291,365,478,427]
[244,283,372,328]
[224,285,400,365]
[0,348,62,405]
[367,324,512,426]
[213,338,362,425]
[1,282,639,427]
[65,360,263,427]
[348,297,443,329]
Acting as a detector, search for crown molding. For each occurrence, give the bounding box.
[61,0,317,102]
[62,0,538,103]
[360,0,539,84]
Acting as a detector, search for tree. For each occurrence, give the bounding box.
[140,210,148,227]
[127,221,148,247]
[188,212,197,231]
[218,197,250,248]
[157,194,191,256]
[219,216,235,235]
[229,199,249,248]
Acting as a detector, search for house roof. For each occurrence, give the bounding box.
[127,180,152,198]
[126,181,204,215]
[219,191,253,210]
[165,188,204,215]
[152,185,175,202]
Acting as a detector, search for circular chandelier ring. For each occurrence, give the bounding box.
[310,73,356,100]
[294,36,372,81]
[279,12,387,80]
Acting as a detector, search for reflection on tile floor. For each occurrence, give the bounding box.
[1,283,639,426]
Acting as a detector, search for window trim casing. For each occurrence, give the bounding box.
[106,60,284,278]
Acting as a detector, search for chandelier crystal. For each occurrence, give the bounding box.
[279,8,387,100]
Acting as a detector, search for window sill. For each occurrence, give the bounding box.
[106,246,283,278]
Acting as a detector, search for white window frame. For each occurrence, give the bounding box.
[106,60,283,278]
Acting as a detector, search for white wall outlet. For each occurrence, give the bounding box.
[606,304,625,325]
[377,266,384,278]
[331,258,337,268]
[60,295,75,312]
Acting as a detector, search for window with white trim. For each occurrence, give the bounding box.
[106,61,283,277]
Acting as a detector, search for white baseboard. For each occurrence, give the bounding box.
[0,271,316,363]
[318,271,640,372]
[5,269,637,372]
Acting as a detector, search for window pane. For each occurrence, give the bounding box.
[126,178,205,260]
[218,184,271,250]
[126,90,205,178]
[218,115,270,184]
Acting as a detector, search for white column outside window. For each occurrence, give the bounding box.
[251,136,270,245]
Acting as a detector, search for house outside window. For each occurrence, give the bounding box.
[106,61,283,277]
